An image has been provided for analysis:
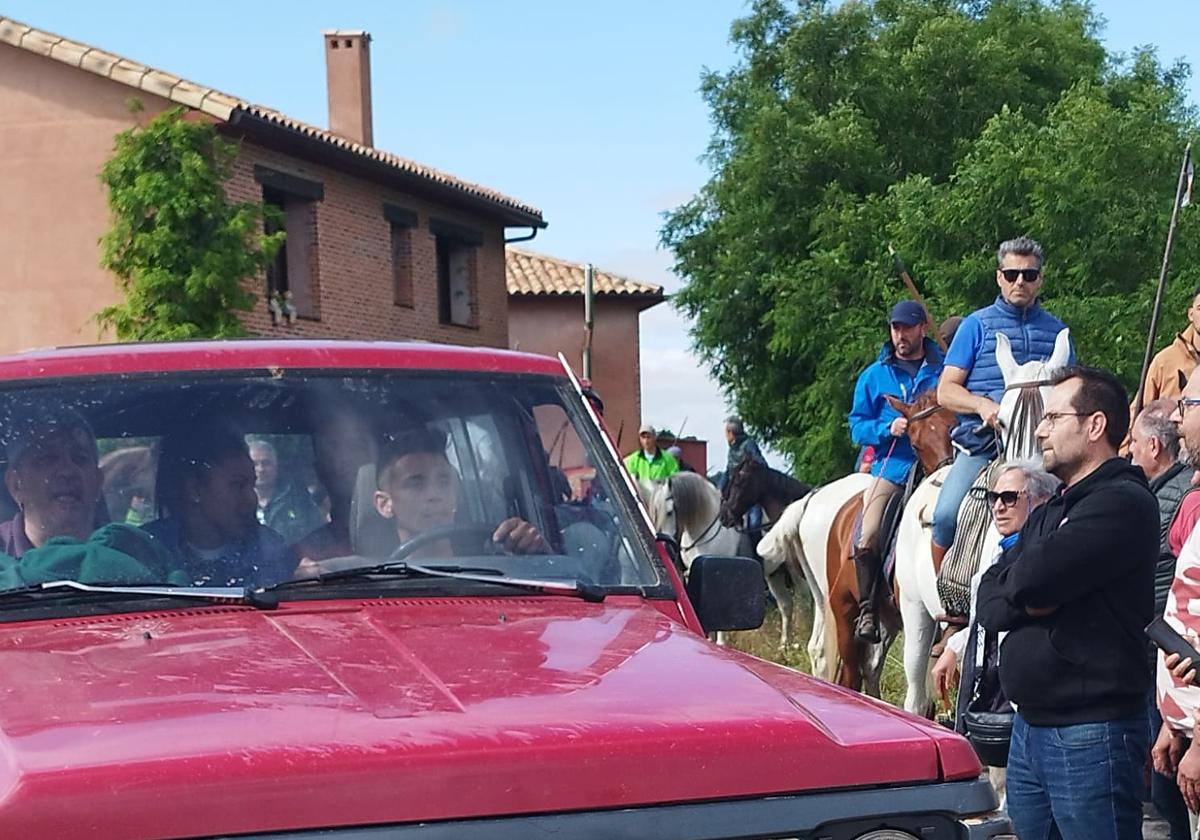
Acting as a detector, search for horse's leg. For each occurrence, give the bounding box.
[766,568,793,649]
[864,603,901,700]
[831,562,862,692]
[900,586,937,716]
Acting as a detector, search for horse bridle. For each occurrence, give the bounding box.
[906,401,955,471]
[681,511,722,553]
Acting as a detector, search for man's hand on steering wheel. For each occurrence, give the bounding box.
[493,517,550,554]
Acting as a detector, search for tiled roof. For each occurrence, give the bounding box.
[0,17,543,226]
[506,248,664,300]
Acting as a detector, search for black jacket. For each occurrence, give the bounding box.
[976,457,1158,725]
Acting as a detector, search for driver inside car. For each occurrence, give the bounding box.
[374,427,548,559]
[1,409,105,558]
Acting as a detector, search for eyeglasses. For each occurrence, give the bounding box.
[970,487,1027,508]
[999,268,1041,284]
[1177,398,1200,416]
[1039,410,1090,428]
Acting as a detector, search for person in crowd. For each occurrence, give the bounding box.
[932,237,1073,571]
[666,445,695,473]
[938,315,964,349]
[848,299,943,642]
[724,416,765,476]
[1,410,104,558]
[248,439,324,545]
[976,366,1157,840]
[1152,369,1200,824]
[1130,398,1195,840]
[1142,288,1200,405]
[624,423,679,482]
[144,424,297,588]
[373,427,547,558]
[931,461,1058,790]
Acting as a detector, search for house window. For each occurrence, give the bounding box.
[384,203,418,308]
[430,219,483,328]
[255,166,324,321]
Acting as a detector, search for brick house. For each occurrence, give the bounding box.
[0,17,545,354]
[506,248,664,458]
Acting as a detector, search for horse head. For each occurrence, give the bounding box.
[646,478,678,541]
[996,328,1071,460]
[719,454,761,527]
[885,390,955,474]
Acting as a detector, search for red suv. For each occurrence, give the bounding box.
[0,341,1012,839]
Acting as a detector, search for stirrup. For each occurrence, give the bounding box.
[855,610,881,643]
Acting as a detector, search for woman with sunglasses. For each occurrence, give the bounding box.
[932,460,1059,792]
[929,236,1074,575]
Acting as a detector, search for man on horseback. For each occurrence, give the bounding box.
[848,300,944,642]
[931,237,1073,572]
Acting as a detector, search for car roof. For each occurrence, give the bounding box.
[0,340,566,382]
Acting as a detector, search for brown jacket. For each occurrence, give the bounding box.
[1144,325,1200,402]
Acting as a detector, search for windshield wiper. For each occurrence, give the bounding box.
[266,561,606,603]
[0,579,278,610]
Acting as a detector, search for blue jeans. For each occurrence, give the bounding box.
[1007,711,1148,840]
[931,449,991,548]
[1148,692,1192,840]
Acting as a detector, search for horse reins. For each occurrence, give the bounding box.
[681,511,723,553]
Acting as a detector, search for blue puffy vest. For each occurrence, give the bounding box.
[952,296,1070,453]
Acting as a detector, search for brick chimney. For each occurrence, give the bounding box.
[322,29,373,147]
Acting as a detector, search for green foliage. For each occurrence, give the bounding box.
[97,106,283,340]
[663,0,1200,482]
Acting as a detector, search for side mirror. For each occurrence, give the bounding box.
[685,555,765,633]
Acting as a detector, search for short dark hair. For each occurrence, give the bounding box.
[1051,365,1129,450]
[376,426,449,488]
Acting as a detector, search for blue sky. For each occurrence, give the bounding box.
[5,0,1196,470]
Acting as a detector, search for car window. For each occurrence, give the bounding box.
[0,371,663,606]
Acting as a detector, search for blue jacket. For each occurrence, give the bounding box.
[945,296,1072,453]
[849,338,944,485]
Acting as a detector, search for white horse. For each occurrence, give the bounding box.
[756,472,874,681]
[645,472,747,568]
[893,328,1071,716]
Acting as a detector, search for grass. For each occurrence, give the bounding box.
[722,592,912,709]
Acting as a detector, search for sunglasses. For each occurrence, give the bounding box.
[969,487,1027,508]
[999,268,1041,283]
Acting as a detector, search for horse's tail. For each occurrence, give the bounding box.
[821,594,841,683]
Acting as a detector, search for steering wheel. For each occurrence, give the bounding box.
[386,522,500,564]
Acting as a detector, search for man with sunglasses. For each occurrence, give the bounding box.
[976,366,1157,840]
[848,299,943,642]
[931,236,1073,575]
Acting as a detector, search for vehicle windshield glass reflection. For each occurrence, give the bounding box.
[0,373,660,604]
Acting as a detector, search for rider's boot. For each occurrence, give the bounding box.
[853,547,882,644]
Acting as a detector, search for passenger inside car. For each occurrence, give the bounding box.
[295,401,379,562]
[373,427,548,558]
[0,410,105,558]
[143,423,298,587]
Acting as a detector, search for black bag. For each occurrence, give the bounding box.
[961,626,1013,768]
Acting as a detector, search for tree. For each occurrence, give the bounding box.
[663,0,1199,482]
[98,105,283,340]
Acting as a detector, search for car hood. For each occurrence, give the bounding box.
[0,596,976,838]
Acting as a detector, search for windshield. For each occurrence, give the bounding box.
[0,369,663,610]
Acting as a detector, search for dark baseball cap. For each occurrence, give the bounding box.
[890,300,928,326]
